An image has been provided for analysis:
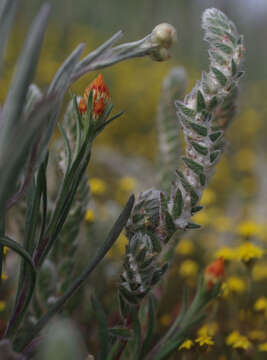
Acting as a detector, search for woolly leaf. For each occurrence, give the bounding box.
[176,101,196,118]
[183,157,204,175]
[191,141,208,156]
[197,90,206,112]
[172,188,183,218]
[209,131,223,142]
[212,67,227,86]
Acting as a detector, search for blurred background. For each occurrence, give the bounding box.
[1,0,267,358]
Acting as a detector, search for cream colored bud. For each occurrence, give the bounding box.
[151,23,177,49]
[150,47,171,62]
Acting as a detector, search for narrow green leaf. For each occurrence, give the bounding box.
[91,297,109,360]
[176,170,199,207]
[0,0,18,74]
[183,157,204,175]
[214,42,233,55]
[208,96,218,110]
[188,121,208,136]
[209,131,223,142]
[186,222,201,229]
[109,327,132,340]
[210,150,220,163]
[191,141,208,156]
[15,195,135,352]
[176,101,196,118]
[197,91,206,112]
[1,4,50,143]
[139,295,155,359]
[212,67,227,86]
[172,188,183,218]
[191,205,203,213]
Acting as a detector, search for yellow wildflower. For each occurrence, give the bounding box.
[85,209,95,223]
[226,331,241,346]
[258,342,267,352]
[197,322,218,337]
[248,330,265,341]
[237,220,263,238]
[176,239,195,256]
[0,301,6,311]
[3,246,8,256]
[159,314,171,327]
[232,336,252,350]
[118,177,137,192]
[178,339,194,350]
[236,242,264,263]
[1,272,8,281]
[179,260,198,278]
[225,276,246,294]
[89,178,106,195]
[254,297,267,313]
[201,189,216,206]
[252,263,267,281]
[215,247,236,261]
[226,331,252,350]
[195,335,214,347]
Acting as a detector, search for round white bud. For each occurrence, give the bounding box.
[151,23,177,49]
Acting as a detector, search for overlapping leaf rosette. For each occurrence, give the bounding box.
[119,8,245,316]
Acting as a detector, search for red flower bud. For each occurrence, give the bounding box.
[204,257,224,289]
[78,74,111,121]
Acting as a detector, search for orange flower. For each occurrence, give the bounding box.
[78,74,111,120]
[204,257,224,289]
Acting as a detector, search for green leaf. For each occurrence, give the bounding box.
[186,222,201,229]
[176,101,196,118]
[197,91,206,112]
[0,235,36,338]
[109,327,132,340]
[199,173,206,186]
[172,188,183,218]
[209,131,223,142]
[191,205,203,213]
[210,150,220,163]
[91,297,109,360]
[191,141,208,156]
[212,67,227,86]
[0,0,18,74]
[183,157,204,175]
[176,170,199,207]
[214,42,233,55]
[15,195,135,352]
[139,295,155,359]
[188,121,208,137]
[0,4,50,146]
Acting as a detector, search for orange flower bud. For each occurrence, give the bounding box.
[79,74,111,120]
[204,257,224,289]
[78,97,87,114]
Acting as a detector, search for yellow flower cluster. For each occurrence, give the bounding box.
[89,178,107,195]
[226,331,252,350]
[215,242,264,264]
[254,297,267,316]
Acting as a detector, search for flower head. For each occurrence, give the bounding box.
[226,331,252,351]
[178,339,194,351]
[215,247,236,261]
[0,301,6,311]
[204,257,224,289]
[224,276,246,295]
[78,74,111,121]
[254,297,267,314]
[258,342,267,352]
[85,209,95,223]
[195,335,214,347]
[179,260,198,279]
[236,242,264,264]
